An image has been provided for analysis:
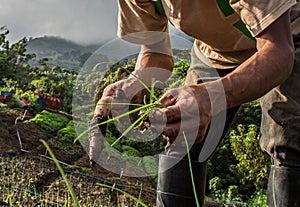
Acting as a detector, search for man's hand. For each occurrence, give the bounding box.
[150,84,212,145]
[94,77,147,119]
[89,50,173,165]
[89,77,147,166]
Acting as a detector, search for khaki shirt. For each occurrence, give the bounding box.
[118,0,297,68]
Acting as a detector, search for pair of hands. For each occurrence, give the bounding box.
[94,76,212,146]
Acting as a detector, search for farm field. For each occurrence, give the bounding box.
[0,109,157,206]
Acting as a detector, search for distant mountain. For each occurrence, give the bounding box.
[25,35,193,73]
[26,36,103,72]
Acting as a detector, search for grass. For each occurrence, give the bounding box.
[40,139,152,207]
[0,152,155,206]
[183,131,200,207]
[41,132,200,207]
[40,139,80,206]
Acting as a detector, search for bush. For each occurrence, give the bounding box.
[247,189,267,207]
[122,145,141,157]
[209,124,269,204]
[230,124,270,190]
[209,176,223,199]
[207,100,268,204]
[143,156,158,181]
[104,130,122,152]
[232,99,262,127]
[58,120,77,143]
[32,110,70,134]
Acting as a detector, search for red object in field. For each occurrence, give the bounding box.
[34,92,61,110]
[43,95,61,110]
[22,99,28,104]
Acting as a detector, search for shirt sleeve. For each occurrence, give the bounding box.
[117,0,168,45]
[230,0,297,36]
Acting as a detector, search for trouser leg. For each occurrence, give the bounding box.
[156,51,239,207]
[267,165,300,207]
[261,36,300,207]
[156,154,207,207]
[156,105,239,207]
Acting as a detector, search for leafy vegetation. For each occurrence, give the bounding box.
[0,26,77,114]
[58,121,78,143]
[32,110,70,134]
[208,101,268,205]
[230,124,269,190]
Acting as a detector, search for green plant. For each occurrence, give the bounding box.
[232,99,262,127]
[183,132,200,207]
[58,121,77,143]
[38,140,151,207]
[40,139,80,207]
[142,156,158,177]
[206,99,267,204]
[209,177,223,199]
[96,183,148,207]
[230,124,269,190]
[32,110,70,133]
[248,189,267,207]
[122,145,141,157]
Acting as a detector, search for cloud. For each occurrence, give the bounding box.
[0,0,118,44]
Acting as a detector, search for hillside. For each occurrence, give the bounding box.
[26,36,102,72]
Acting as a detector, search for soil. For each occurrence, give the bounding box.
[0,109,222,207]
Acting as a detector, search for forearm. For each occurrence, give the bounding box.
[205,10,294,115]
[222,43,293,110]
[204,43,294,115]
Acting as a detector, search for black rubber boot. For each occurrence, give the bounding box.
[156,154,207,207]
[267,165,300,207]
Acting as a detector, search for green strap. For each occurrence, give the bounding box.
[152,0,166,16]
[216,0,255,41]
[152,0,256,41]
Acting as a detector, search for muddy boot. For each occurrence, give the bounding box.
[267,165,300,207]
[156,154,207,207]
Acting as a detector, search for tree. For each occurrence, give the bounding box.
[0,26,35,87]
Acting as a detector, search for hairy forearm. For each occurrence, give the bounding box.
[221,43,294,110]
[204,10,294,115]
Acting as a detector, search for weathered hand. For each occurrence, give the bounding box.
[89,77,147,166]
[150,84,212,146]
[94,77,147,119]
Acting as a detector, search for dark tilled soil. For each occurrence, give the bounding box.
[0,109,157,206]
[0,109,223,207]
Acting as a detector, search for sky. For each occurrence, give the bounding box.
[0,0,119,45]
